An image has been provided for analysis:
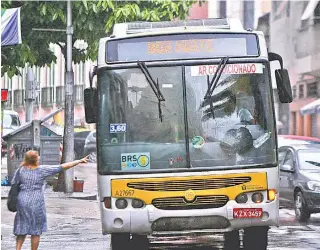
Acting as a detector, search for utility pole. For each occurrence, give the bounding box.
[25,67,35,122]
[61,0,75,193]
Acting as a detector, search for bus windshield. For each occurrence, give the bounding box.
[97,62,276,173]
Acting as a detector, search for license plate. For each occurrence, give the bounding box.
[233,208,263,218]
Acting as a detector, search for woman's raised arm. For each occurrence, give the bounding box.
[61,156,89,170]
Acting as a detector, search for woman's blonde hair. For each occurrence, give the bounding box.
[20,150,39,166]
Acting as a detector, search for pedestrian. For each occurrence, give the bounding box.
[11,150,89,250]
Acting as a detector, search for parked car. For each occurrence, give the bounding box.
[278,135,320,147]
[1,110,21,157]
[279,144,320,222]
[84,130,96,161]
[74,130,91,159]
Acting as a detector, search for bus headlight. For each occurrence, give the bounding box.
[252,192,264,203]
[115,199,128,209]
[235,193,248,203]
[132,199,145,208]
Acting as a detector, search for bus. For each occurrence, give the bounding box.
[84,18,292,250]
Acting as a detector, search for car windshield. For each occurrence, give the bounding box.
[97,62,276,173]
[298,149,320,170]
[3,114,20,128]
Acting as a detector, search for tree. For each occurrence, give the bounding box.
[1,0,196,77]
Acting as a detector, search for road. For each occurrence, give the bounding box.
[1,163,320,249]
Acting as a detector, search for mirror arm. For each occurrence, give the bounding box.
[268,52,284,70]
[89,65,97,89]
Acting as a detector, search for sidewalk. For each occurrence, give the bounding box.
[1,158,97,201]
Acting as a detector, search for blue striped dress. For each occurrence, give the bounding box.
[11,165,62,236]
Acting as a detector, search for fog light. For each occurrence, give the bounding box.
[235,193,248,203]
[132,199,144,208]
[103,197,111,208]
[252,192,263,203]
[115,199,128,209]
[268,189,276,201]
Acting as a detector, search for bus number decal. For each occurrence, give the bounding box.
[110,123,127,133]
[115,190,135,197]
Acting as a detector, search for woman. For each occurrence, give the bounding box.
[11,150,89,250]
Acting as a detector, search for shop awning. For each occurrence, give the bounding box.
[300,99,320,115]
[301,0,320,21]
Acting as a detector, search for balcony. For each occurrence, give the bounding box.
[73,85,84,105]
[55,85,84,106]
[41,87,54,107]
[56,86,65,107]
[4,91,12,109]
[13,90,25,108]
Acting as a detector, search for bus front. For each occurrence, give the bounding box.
[84,19,292,250]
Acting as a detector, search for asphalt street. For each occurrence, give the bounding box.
[1,163,320,250]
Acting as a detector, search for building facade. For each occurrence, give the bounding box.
[270,0,320,137]
[1,41,94,126]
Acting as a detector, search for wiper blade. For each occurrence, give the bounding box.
[305,161,320,167]
[137,62,165,122]
[204,57,229,99]
[203,57,229,117]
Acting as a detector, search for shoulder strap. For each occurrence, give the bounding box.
[15,167,22,183]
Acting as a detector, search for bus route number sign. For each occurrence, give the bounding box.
[110,123,127,133]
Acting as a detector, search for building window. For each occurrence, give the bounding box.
[13,89,25,108]
[301,1,310,29]
[314,2,320,24]
[299,84,304,98]
[219,0,226,18]
[273,0,289,20]
[307,82,318,97]
[292,86,297,99]
[292,111,297,135]
[41,87,54,107]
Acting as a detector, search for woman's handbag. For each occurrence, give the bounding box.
[7,167,21,212]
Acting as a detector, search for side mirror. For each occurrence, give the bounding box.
[275,69,293,103]
[268,52,293,104]
[84,88,98,123]
[280,164,294,173]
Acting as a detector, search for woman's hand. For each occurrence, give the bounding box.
[79,155,89,164]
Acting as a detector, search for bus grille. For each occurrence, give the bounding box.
[152,195,229,210]
[127,177,251,191]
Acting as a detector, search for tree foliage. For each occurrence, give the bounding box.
[1,0,196,78]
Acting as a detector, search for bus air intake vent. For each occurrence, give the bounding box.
[127,176,251,191]
[152,195,229,210]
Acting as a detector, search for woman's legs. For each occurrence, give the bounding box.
[31,235,40,250]
[16,235,26,250]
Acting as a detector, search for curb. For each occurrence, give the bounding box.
[1,186,97,201]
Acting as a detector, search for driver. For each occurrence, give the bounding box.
[236,91,255,125]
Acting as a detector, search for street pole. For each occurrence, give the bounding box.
[62,0,74,193]
[25,67,35,122]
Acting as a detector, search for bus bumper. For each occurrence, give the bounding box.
[100,194,279,235]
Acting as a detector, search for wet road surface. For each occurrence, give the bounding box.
[2,198,320,249]
[1,163,320,249]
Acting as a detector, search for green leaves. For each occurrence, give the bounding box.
[1,0,196,78]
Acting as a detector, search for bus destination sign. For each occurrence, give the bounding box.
[106,33,259,62]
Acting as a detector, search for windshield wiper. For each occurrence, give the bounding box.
[305,161,320,167]
[203,57,229,118]
[137,62,165,122]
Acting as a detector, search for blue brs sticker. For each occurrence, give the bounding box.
[121,152,150,170]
